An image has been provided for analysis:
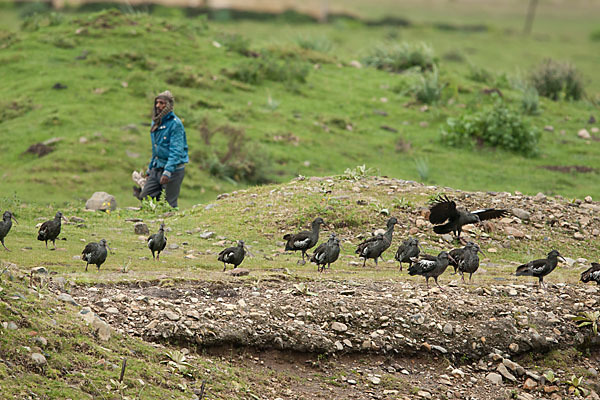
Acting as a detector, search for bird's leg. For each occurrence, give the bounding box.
[362,258,366,268]
[157,253,160,261]
[398,262,403,272]
[85,263,89,272]
[223,262,227,272]
[435,277,445,291]
[469,273,473,283]
[45,241,48,249]
[461,272,465,283]
[53,240,57,250]
[425,277,430,288]
[374,258,378,268]
[1,240,10,252]
[97,264,100,271]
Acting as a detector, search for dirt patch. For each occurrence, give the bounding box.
[23,143,54,158]
[541,165,596,174]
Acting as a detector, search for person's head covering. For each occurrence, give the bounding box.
[151,90,174,132]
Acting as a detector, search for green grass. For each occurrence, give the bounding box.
[0,5,598,210]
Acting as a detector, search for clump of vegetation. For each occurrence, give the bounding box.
[467,64,493,84]
[193,118,273,184]
[342,164,377,181]
[572,311,599,335]
[414,157,430,182]
[215,32,252,56]
[591,29,600,41]
[294,35,333,53]
[521,86,541,115]
[21,11,63,31]
[229,54,310,87]
[441,99,540,156]
[412,67,445,104]
[530,59,585,101]
[363,42,435,72]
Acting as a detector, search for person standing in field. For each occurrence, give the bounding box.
[139,90,189,208]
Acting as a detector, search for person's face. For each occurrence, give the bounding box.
[155,99,167,113]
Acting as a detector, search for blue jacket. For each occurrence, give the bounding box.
[148,111,189,177]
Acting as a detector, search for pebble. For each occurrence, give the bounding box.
[331,321,348,333]
[578,129,591,139]
[443,323,453,335]
[417,390,432,399]
[57,293,78,306]
[199,231,214,239]
[134,222,149,235]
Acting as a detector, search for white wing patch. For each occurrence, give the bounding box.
[591,271,600,280]
[294,238,310,247]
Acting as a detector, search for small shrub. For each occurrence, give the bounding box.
[18,1,50,19]
[441,100,540,156]
[193,119,273,184]
[530,59,584,101]
[363,42,435,72]
[412,67,445,104]
[442,49,465,63]
[468,64,493,84]
[215,32,252,56]
[414,157,429,182]
[521,86,541,115]
[230,55,309,86]
[294,35,333,53]
[590,29,600,42]
[21,11,63,31]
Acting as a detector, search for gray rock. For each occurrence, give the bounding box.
[165,311,180,321]
[503,358,525,376]
[134,222,149,235]
[411,313,425,325]
[199,231,215,239]
[57,293,78,306]
[497,363,517,382]
[485,372,502,385]
[92,317,111,341]
[533,192,546,202]
[85,192,117,211]
[7,321,18,330]
[443,323,453,335]
[511,208,530,220]
[30,267,48,275]
[31,353,47,366]
[431,345,447,354]
[106,307,119,314]
[331,322,348,333]
[168,243,179,250]
[33,337,48,347]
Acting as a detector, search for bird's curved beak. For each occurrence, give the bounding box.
[558,256,566,263]
[11,216,18,225]
[62,216,69,223]
[478,248,486,257]
[448,254,456,263]
[244,245,254,258]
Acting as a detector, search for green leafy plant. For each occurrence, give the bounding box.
[363,42,435,72]
[544,370,557,383]
[162,350,193,378]
[572,311,600,335]
[229,54,310,87]
[215,32,252,56]
[467,64,493,84]
[140,195,173,214]
[564,375,584,396]
[441,99,540,156]
[530,59,585,101]
[342,164,377,181]
[287,283,318,296]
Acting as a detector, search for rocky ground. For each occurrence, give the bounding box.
[62,276,600,399]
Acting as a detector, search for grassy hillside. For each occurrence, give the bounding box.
[0,5,599,210]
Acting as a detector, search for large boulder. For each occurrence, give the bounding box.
[85,192,117,211]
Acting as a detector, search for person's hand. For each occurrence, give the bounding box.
[160,175,169,185]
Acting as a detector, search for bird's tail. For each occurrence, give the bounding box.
[515,264,532,276]
[581,270,591,282]
[407,263,421,276]
[433,223,453,234]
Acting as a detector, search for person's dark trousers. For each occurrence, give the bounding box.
[139,168,185,208]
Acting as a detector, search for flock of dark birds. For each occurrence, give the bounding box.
[1,194,599,289]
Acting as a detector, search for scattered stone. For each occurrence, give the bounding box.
[349,60,362,68]
[134,222,149,235]
[92,318,111,341]
[7,321,18,330]
[106,307,119,314]
[168,243,179,250]
[57,293,78,306]
[31,353,47,366]
[497,364,517,382]
[578,129,591,139]
[486,372,502,385]
[533,192,546,202]
[574,232,585,240]
[199,231,215,239]
[585,195,593,203]
[417,390,432,399]
[33,337,48,347]
[369,376,381,385]
[543,125,554,132]
[331,322,348,333]
[511,208,531,220]
[85,192,117,211]
[523,378,537,390]
[443,323,453,335]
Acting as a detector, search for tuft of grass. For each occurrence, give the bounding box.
[521,86,541,115]
[363,42,435,72]
[412,67,445,104]
[294,35,333,53]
